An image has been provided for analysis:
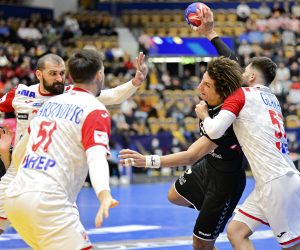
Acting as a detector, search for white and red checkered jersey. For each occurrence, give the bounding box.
[7,87,111,203]
[0,84,57,145]
[222,85,297,184]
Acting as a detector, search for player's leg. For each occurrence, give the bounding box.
[35,192,92,250]
[193,235,216,250]
[227,221,254,250]
[4,192,41,248]
[262,173,300,250]
[227,190,264,250]
[168,161,208,209]
[5,191,93,250]
[0,164,17,234]
[167,184,191,207]
[193,168,246,250]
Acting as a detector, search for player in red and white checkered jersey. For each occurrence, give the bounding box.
[196,57,300,249]
[0,52,147,234]
[5,49,120,249]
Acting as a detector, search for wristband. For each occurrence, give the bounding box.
[145,155,161,168]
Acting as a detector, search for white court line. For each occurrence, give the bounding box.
[0,225,275,250]
[94,230,275,249]
[0,225,161,242]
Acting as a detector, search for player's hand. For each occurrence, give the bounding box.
[194,6,216,39]
[118,149,146,168]
[0,124,13,155]
[95,190,119,228]
[195,101,209,120]
[132,52,148,87]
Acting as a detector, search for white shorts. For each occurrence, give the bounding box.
[0,163,16,231]
[4,191,92,250]
[233,172,300,248]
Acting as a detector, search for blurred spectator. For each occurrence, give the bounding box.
[107,141,121,185]
[290,62,300,82]
[273,49,288,65]
[257,0,271,19]
[282,29,296,46]
[287,81,300,104]
[63,13,81,36]
[120,98,137,116]
[283,0,291,14]
[0,19,9,42]
[17,21,42,41]
[289,15,300,32]
[276,62,291,84]
[272,0,285,14]
[268,12,282,32]
[237,39,251,64]
[271,62,291,103]
[0,48,9,67]
[236,0,251,22]
[291,0,300,18]
[161,70,171,87]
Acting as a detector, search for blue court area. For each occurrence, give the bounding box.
[0,177,280,250]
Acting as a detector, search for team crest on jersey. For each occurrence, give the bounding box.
[17,89,36,98]
[94,130,109,145]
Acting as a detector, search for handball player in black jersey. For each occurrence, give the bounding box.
[119,56,246,250]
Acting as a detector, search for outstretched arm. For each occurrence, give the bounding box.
[87,146,119,228]
[194,7,238,61]
[97,52,148,105]
[119,136,217,168]
[0,125,13,169]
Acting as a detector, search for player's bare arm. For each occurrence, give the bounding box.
[0,125,13,169]
[97,52,148,105]
[119,136,217,168]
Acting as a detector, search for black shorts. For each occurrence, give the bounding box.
[174,159,246,240]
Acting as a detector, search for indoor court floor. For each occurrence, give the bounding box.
[0,177,280,250]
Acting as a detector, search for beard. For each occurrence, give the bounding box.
[42,76,65,95]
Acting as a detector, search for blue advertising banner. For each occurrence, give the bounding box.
[149,36,234,57]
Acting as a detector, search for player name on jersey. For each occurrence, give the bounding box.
[37,101,84,124]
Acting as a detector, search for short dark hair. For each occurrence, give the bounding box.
[68,50,103,83]
[36,54,64,70]
[207,56,243,99]
[247,57,277,85]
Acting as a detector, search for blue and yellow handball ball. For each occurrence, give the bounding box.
[184,2,209,29]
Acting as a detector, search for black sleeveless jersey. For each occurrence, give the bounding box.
[199,103,244,173]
